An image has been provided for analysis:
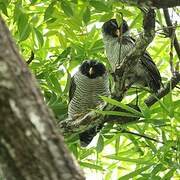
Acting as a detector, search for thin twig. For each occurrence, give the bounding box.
[175,85,180,90]
[144,73,180,107]
[121,129,163,144]
[26,51,35,65]
[120,129,177,150]
[175,61,179,73]
[132,25,180,39]
[169,24,176,75]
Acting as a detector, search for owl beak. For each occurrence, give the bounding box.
[89,67,94,75]
[116,29,121,37]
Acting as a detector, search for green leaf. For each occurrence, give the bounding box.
[0,2,8,16]
[61,1,73,17]
[115,134,120,154]
[33,28,44,48]
[95,110,140,117]
[83,7,90,24]
[80,148,95,160]
[119,9,134,16]
[105,172,112,180]
[100,96,143,117]
[105,155,153,164]
[69,144,78,158]
[49,74,62,93]
[125,134,144,155]
[152,40,169,59]
[145,140,157,153]
[164,84,174,117]
[157,98,170,114]
[139,103,151,118]
[90,39,104,52]
[64,27,78,41]
[79,162,104,171]
[18,12,31,41]
[150,164,164,177]
[129,13,142,29]
[46,91,57,105]
[50,102,67,116]
[107,163,118,171]
[30,0,38,4]
[0,0,10,6]
[96,135,104,153]
[13,1,22,23]
[156,9,163,26]
[44,2,55,20]
[66,134,79,144]
[63,70,71,94]
[58,33,67,48]
[162,130,167,142]
[116,13,123,27]
[89,1,109,12]
[162,168,176,180]
[118,165,152,180]
[100,12,113,22]
[56,47,71,61]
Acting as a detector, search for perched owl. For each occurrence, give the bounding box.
[68,60,110,146]
[102,19,162,92]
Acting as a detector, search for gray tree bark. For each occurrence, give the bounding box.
[0,17,85,180]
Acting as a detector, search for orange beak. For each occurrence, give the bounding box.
[89,67,94,75]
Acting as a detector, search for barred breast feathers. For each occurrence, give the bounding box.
[68,71,110,118]
[102,33,135,71]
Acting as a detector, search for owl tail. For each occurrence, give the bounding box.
[79,125,103,147]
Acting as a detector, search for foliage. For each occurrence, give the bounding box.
[0,0,180,179]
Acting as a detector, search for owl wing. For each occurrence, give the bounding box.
[141,51,162,92]
[125,36,162,92]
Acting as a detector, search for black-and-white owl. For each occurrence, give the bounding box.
[102,19,162,92]
[68,60,110,146]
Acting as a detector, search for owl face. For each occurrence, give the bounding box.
[80,60,106,79]
[102,19,129,37]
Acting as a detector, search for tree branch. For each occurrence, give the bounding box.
[113,8,155,99]
[144,73,180,107]
[119,0,180,8]
[163,8,180,61]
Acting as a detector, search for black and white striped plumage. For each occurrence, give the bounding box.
[68,60,110,146]
[102,19,162,92]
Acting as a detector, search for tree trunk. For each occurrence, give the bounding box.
[0,17,84,180]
